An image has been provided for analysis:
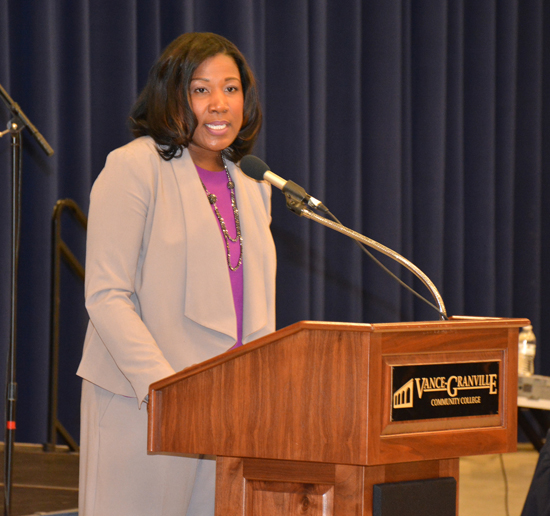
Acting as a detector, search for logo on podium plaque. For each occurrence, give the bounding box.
[391,361,499,421]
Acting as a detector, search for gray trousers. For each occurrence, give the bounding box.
[79,380,216,516]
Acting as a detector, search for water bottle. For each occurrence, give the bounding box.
[518,325,536,376]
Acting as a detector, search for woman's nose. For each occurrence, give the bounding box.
[209,89,228,112]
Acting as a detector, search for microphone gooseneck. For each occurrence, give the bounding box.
[239,154,447,320]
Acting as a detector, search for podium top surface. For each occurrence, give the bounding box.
[151,317,529,392]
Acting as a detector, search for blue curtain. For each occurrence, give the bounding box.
[0,0,548,444]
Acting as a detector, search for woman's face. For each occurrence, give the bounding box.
[188,53,244,169]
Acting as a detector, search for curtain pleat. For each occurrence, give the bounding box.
[442,3,465,315]
[0,0,548,443]
[494,0,517,318]
[409,0,447,321]
[514,0,544,371]
[360,1,404,322]
[463,1,497,316]
[540,2,550,377]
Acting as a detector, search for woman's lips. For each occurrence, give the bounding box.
[205,122,227,130]
[204,121,230,134]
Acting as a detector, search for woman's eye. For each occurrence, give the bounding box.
[193,87,208,94]
[226,85,240,93]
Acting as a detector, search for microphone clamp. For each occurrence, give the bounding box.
[282,181,329,214]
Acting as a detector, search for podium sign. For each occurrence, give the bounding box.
[391,361,500,421]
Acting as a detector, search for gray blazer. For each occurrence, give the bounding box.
[77,137,276,406]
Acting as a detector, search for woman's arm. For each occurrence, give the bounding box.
[85,144,176,404]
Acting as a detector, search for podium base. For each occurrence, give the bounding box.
[215,456,459,516]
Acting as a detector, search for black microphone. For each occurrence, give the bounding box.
[240,155,327,212]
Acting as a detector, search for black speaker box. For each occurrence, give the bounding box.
[373,477,456,516]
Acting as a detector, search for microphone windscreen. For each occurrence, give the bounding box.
[240,155,270,181]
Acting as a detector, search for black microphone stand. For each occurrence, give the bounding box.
[0,83,54,516]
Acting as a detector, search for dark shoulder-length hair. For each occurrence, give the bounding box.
[129,32,262,163]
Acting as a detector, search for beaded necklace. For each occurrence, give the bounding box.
[199,157,243,271]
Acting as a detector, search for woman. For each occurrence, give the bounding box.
[77,32,276,516]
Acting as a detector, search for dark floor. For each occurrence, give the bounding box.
[0,444,78,516]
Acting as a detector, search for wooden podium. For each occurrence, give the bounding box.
[148,318,527,515]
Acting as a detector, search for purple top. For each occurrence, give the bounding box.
[196,165,243,349]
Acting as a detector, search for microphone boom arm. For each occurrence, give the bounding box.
[296,205,448,319]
